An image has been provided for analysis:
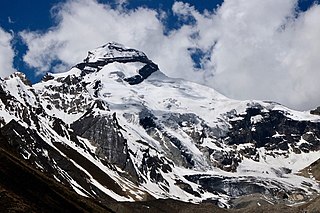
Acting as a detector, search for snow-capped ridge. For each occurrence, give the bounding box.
[4,72,32,86]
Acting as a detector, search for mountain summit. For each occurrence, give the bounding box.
[75,42,158,85]
[0,43,320,211]
[85,42,148,63]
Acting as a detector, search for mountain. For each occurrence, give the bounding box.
[0,42,319,211]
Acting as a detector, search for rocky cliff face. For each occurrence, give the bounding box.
[0,42,319,208]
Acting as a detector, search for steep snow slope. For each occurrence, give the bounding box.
[0,42,319,208]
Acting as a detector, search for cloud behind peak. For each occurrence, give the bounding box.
[19,0,320,110]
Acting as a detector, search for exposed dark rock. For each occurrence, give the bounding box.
[71,113,137,179]
[310,106,320,116]
[139,110,157,129]
[52,118,68,137]
[139,147,173,186]
[225,107,320,160]
[42,73,55,82]
[124,62,159,85]
[174,179,201,198]
[124,75,144,85]
[210,150,241,172]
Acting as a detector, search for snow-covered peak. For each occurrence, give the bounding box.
[84,42,148,63]
[0,72,38,109]
[71,42,160,85]
[2,42,320,208]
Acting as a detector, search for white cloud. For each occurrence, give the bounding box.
[173,0,320,110]
[20,0,198,81]
[0,27,16,77]
[20,0,320,110]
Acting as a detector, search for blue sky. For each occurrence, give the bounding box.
[0,0,319,110]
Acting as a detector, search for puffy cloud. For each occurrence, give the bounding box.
[173,0,320,110]
[20,0,199,81]
[20,0,320,110]
[0,27,16,77]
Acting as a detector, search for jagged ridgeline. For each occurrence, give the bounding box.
[0,42,319,211]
